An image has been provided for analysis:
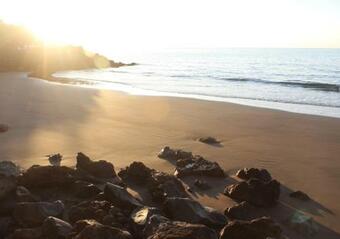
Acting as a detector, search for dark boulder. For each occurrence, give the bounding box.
[163,197,227,228]
[71,219,133,239]
[158,146,193,161]
[118,161,153,184]
[145,215,218,239]
[289,190,310,201]
[0,175,16,200]
[224,178,280,207]
[224,201,257,220]
[76,152,116,178]
[175,156,225,178]
[236,168,272,182]
[42,216,72,239]
[18,165,76,188]
[198,137,220,145]
[13,200,64,227]
[220,217,282,239]
[104,183,143,211]
[148,171,188,202]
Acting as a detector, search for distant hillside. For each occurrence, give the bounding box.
[0,21,134,78]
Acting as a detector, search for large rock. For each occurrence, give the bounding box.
[163,197,227,228]
[76,152,116,178]
[118,161,153,184]
[175,156,225,178]
[0,161,21,177]
[119,162,188,202]
[224,201,258,220]
[220,217,283,239]
[18,165,76,188]
[224,178,280,207]
[13,200,64,227]
[104,183,143,211]
[145,215,218,239]
[71,219,133,239]
[158,147,193,161]
[68,200,112,223]
[236,168,272,182]
[0,175,16,200]
[42,216,72,239]
[148,171,188,202]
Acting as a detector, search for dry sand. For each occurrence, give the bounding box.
[1,72,340,238]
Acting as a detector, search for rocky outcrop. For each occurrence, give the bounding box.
[163,197,227,228]
[119,162,188,202]
[224,178,280,207]
[236,168,272,182]
[104,183,143,211]
[220,217,283,239]
[13,201,64,227]
[18,165,76,188]
[175,156,225,178]
[158,147,193,161]
[76,152,116,178]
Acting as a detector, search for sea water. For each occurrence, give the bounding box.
[54,48,340,118]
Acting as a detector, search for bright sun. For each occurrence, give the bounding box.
[1,0,340,53]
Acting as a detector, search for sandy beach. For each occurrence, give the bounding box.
[1,72,340,238]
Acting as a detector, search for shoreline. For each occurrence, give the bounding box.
[1,72,340,238]
[45,72,340,119]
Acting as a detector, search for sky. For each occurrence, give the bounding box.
[1,0,340,55]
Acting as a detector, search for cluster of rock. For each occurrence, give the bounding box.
[0,148,313,239]
[158,146,225,178]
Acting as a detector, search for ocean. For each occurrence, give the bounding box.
[54,48,340,118]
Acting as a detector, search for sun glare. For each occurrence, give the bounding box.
[1,0,340,52]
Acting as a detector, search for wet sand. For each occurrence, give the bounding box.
[1,72,340,238]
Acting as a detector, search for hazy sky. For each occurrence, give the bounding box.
[1,0,340,54]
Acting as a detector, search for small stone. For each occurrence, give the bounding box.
[198,137,220,145]
[0,124,9,133]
